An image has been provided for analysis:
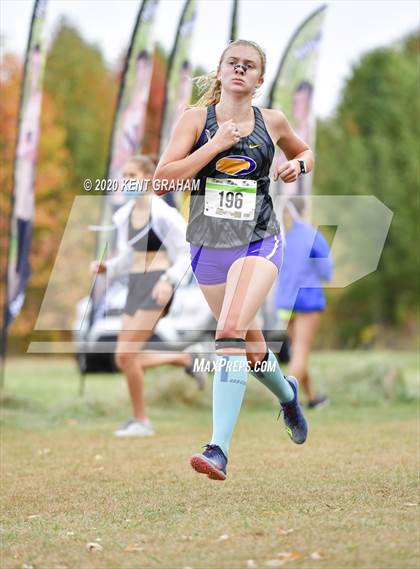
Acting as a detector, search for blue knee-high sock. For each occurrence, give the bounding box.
[210,354,248,457]
[251,349,294,403]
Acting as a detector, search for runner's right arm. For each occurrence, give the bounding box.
[90,203,134,280]
[90,248,133,280]
[153,108,240,192]
[103,248,133,281]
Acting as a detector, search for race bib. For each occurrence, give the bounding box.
[204,177,257,221]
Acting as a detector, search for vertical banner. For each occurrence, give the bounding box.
[159,0,197,210]
[107,0,159,206]
[90,0,158,332]
[98,0,158,253]
[2,0,48,345]
[229,0,239,42]
[268,4,327,197]
[159,0,197,154]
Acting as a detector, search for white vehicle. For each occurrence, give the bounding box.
[73,272,216,373]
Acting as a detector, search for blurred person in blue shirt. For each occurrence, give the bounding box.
[275,197,333,409]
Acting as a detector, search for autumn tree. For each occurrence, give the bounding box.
[2,21,118,351]
[1,53,71,350]
[44,19,117,187]
[315,32,419,346]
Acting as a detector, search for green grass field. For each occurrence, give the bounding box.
[1,352,419,569]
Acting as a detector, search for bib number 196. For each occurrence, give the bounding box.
[204,177,257,221]
[219,191,243,210]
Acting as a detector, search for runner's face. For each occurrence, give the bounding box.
[121,164,150,198]
[218,46,264,94]
[122,164,145,181]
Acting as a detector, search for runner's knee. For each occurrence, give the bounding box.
[115,351,137,371]
[217,318,244,340]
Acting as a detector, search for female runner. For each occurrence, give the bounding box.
[154,40,314,479]
[276,197,333,409]
[92,155,205,437]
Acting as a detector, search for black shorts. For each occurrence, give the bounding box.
[124,271,173,316]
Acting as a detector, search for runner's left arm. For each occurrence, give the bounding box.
[264,109,314,183]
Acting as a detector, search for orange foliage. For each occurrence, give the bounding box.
[1,53,72,350]
[0,55,22,331]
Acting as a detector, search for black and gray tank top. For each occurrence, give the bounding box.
[186,105,280,248]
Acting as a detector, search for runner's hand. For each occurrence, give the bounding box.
[211,119,241,152]
[90,260,107,275]
[275,159,300,183]
[151,279,173,306]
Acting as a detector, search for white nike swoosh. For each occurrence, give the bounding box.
[249,144,261,149]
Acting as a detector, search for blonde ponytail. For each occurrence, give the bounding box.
[192,71,222,107]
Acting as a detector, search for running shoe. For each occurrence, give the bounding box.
[113,418,155,437]
[190,444,228,481]
[184,344,207,390]
[280,376,308,444]
[308,394,330,410]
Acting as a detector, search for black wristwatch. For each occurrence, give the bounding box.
[297,159,307,175]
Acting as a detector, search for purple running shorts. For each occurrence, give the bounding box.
[190,234,283,285]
